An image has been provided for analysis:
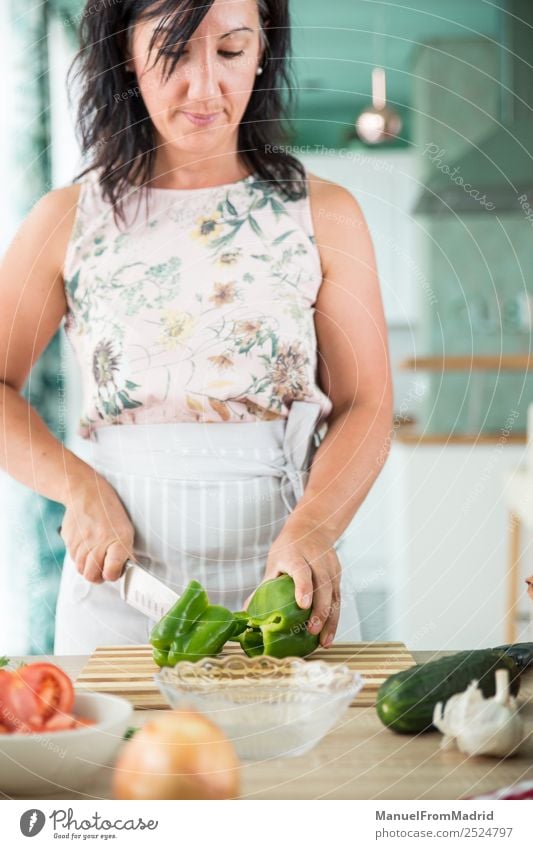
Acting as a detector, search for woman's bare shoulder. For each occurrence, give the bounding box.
[0,183,85,389]
[306,170,364,221]
[305,169,369,271]
[40,182,82,228]
[21,183,82,278]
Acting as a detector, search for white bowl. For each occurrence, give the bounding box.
[0,692,133,797]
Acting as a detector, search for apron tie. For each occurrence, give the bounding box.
[280,465,306,513]
[278,401,323,513]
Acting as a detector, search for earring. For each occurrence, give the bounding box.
[256,66,263,75]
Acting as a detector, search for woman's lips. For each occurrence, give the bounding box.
[182,111,221,126]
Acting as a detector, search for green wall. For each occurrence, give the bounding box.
[289,0,500,148]
[412,37,533,435]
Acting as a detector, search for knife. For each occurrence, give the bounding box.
[112,560,179,622]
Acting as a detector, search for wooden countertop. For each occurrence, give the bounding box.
[4,651,533,801]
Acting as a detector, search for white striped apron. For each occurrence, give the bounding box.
[53,401,361,654]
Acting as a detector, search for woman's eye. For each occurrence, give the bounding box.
[161,49,244,60]
[157,48,245,65]
[219,50,245,59]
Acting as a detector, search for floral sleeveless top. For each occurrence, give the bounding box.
[62,165,333,438]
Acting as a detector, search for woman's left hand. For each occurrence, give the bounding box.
[245,519,341,648]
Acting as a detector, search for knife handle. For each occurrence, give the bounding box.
[114,560,138,601]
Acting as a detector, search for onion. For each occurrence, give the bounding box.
[112,709,240,800]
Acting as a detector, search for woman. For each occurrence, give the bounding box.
[0,0,392,654]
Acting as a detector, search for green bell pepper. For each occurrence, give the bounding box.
[149,580,237,667]
[229,611,250,639]
[237,574,319,659]
[167,605,236,664]
[150,580,208,651]
[150,575,319,665]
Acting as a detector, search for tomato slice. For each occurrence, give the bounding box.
[4,664,74,731]
[2,675,38,730]
[42,714,95,732]
[0,669,18,730]
[72,716,96,729]
[0,670,10,701]
[19,664,74,718]
[0,669,12,696]
[43,712,77,731]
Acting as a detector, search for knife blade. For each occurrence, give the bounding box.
[112,560,179,622]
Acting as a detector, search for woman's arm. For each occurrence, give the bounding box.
[0,188,135,583]
[293,176,393,538]
[259,175,393,646]
[1,189,83,501]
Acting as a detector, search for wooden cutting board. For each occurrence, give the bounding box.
[75,642,415,708]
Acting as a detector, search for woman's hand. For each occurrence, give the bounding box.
[60,474,135,584]
[248,519,341,648]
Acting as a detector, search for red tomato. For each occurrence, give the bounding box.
[0,669,27,731]
[0,671,10,708]
[71,717,96,729]
[0,669,11,697]
[2,675,40,730]
[42,713,77,731]
[19,664,74,716]
[2,664,74,732]
[42,714,96,732]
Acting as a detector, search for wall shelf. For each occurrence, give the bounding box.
[395,424,526,444]
[399,355,533,371]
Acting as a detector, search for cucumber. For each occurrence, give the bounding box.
[491,642,533,671]
[376,649,521,734]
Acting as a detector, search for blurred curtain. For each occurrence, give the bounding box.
[1,0,72,654]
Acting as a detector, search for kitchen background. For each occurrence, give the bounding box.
[1,0,532,656]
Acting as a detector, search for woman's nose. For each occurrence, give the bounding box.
[182,54,222,108]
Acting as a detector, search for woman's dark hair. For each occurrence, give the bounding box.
[68,0,306,228]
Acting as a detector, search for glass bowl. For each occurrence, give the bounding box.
[154,655,365,760]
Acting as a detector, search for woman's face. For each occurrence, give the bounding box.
[129,0,264,163]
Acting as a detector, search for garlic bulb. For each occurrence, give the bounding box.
[433,669,523,758]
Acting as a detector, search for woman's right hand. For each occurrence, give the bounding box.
[60,474,135,584]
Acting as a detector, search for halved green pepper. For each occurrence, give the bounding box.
[237,574,319,659]
[167,605,236,664]
[150,580,208,651]
[150,580,237,667]
[230,611,250,639]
